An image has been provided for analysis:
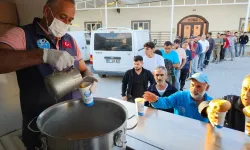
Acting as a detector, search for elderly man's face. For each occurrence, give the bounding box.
[241,77,250,107]
[44,0,75,26]
[190,79,209,100]
[154,69,167,84]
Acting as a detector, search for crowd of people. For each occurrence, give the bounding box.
[121,32,250,134]
[123,31,250,94]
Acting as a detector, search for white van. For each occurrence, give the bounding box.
[67,31,91,61]
[90,27,150,77]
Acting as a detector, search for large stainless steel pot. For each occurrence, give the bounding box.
[36,97,133,150]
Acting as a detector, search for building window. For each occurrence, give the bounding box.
[131,20,151,30]
[85,22,102,31]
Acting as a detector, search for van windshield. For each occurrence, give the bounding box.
[94,33,132,51]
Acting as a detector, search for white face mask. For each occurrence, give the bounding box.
[47,8,70,37]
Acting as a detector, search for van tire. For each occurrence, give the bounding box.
[98,74,107,78]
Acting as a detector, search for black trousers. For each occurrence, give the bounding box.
[180,68,189,90]
[22,115,42,150]
[220,47,226,60]
[204,50,212,66]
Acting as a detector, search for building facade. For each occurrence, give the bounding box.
[71,1,248,44]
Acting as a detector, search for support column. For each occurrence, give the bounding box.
[170,0,174,42]
[105,0,108,28]
[244,0,250,32]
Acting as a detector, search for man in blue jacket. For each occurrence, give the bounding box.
[143,72,213,122]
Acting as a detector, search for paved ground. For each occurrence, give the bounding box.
[92,56,250,100]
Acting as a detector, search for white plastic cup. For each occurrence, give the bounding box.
[209,101,228,128]
[135,98,145,116]
[79,82,94,107]
[245,116,250,136]
[214,112,227,128]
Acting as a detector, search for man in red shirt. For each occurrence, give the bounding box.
[220,34,229,61]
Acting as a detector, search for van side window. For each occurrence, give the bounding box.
[94,33,132,51]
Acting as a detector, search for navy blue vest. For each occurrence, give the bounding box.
[17,18,80,118]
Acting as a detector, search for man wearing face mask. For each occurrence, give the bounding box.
[143,72,213,122]
[0,0,97,149]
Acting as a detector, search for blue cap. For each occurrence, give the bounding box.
[189,72,210,85]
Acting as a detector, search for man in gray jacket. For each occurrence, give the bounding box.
[226,31,235,61]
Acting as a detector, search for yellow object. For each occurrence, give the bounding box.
[80,83,86,88]
[135,98,145,103]
[243,106,250,117]
[209,99,231,112]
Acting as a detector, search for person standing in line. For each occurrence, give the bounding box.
[121,56,155,103]
[220,34,229,61]
[198,35,209,71]
[160,41,180,85]
[239,32,249,57]
[180,42,192,91]
[186,38,191,50]
[143,42,165,73]
[143,72,213,122]
[234,32,239,57]
[190,36,202,76]
[226,31,235,61]
[146,66,178,113]
[212,33,223,64]
[204,32,215,68]
[173,39,186,90]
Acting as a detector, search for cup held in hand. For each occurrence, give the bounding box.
[214,112,227,128]
[209,99,231,128]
